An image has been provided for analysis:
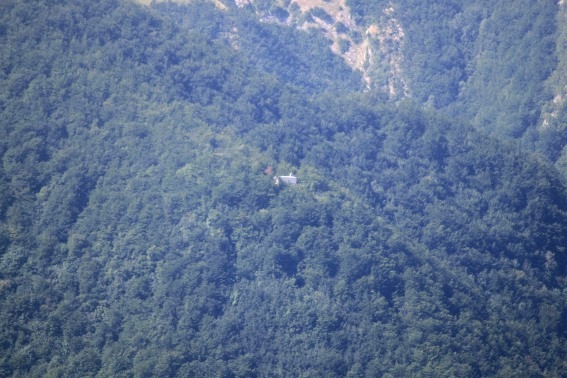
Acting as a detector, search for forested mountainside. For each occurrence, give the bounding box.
[225,0,567,174]
[1,0,567,376]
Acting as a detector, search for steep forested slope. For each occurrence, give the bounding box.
[240,0,567,173]
[348,0,566,168]
[1,0,567,377]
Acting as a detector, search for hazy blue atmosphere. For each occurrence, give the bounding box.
[1,0,567,376]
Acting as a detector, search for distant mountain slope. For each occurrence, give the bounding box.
[350,0,566,174]
[162,0,567,174]
[1,0,567,376]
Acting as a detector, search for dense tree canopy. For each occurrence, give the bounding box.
[1,0,566,376]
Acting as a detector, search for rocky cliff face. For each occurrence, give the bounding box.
[133,0,409,100]
[237,0,409,99]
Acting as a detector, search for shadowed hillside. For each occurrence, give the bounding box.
[1,0,566,376]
